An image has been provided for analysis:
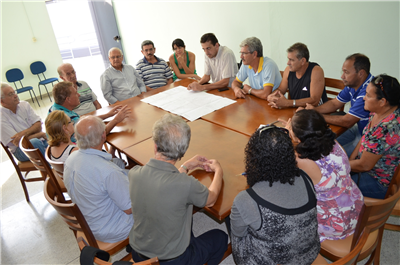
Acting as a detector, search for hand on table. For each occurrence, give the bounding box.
[112,105,131,123]
[187,82,204,92]
[233,87,246,99]
[267,91,287,109]
[182,155,210,171]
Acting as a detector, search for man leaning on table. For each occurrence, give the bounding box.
[300,53,373,157]
[64,115,133,243]
[136,40,173,90]
[187,33,238,92]
[49,81,130,142]
[57,63,102,116]
[231,37,282,99]
[101,47,146,104]
[267,42,327,108]
[128,114,228,265]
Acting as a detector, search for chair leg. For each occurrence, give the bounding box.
[38,84,42,100]
[31,89,40,107]
[17,173,30,202]
[44,84,52,102]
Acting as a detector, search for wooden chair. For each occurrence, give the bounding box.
[312,228,370,265]
[19,136,68,203]
[44,178,130,259]
[77,237,160,265]
[363,166,400,232]
[319,165,400,264]
[45,146,64,180]
[0,141,45,202]
[325,77,345,111]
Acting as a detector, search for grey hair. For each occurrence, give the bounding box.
[75,116,106,149]
[108,47,123,57]
[1,82,12,98]
[141,40,155,50]
[240,37,263,57]
[152,114,191,161]
[57,63,72,76]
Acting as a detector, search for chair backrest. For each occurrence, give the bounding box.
[384,165,400,200]
[30,61,46,75]
[325,77,345,99]
[6,68,24,83]
[77,237,160,265]
[45,146,64,179]
[331,228,370,265]
[19,136,67,203]
[44,178,99,248]
[350,173,400,249]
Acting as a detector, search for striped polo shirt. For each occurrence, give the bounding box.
[136,56,173,89]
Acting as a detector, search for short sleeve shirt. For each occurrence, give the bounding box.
[136,56,173,89]
[204,46,238,87]
[0,101,41,152]
[358,108,400,187]
[337,74,373,135]
[73,81,97,116]
[236,56,282,91]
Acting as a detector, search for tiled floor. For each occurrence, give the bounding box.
[1,71,399,264]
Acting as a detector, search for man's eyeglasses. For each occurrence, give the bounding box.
[239,51,253,56]
[258,125,289,137]
[374,75,388,99]
[110,56,122,60]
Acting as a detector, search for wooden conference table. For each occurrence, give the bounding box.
[95,79,345,221]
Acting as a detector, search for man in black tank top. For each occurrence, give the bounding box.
[267,42,327,109]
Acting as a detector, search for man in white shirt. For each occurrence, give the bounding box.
[57,63,102,116]
[0,83,48,161]
[188,33,238,91]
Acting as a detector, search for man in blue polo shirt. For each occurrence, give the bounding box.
[136,40,173,90]
[49,81,130,142]
[231,37,281,100]
[303,53,373,156]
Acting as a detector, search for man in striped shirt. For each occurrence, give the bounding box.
[136,40,173,90]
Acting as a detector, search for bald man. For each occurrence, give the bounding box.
[64,115,133,243]
[57,63,101,116]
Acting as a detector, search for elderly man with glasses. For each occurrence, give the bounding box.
[232,37,282,100]
[0,82,48,161]
[101,47,147,104]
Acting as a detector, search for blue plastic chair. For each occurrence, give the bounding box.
[5,68,40,106]
[30,61,58,102]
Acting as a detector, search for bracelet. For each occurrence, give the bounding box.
[248,88,252,95]
[180,164,188,172]
[293,99,296,107]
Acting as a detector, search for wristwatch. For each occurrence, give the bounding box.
[293,99,296,107]
[248,88,252,95]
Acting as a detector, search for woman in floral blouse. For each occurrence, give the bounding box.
[350,74,400,199]
[281,109,364,242]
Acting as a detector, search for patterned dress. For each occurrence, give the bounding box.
[358,108,400,187]
[314,142,364,242]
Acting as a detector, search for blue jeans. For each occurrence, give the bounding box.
[337,124,361,157]
[131,229,228,265]
[13,138,48,162]
[351,172,388,199]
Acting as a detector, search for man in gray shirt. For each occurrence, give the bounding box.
[101,47,146,104]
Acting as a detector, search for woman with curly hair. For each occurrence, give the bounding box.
[45,110,78,162]
[281,109,364,242]
[230,126,320,265]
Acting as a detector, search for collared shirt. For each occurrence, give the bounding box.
[0,101,41,152]
[136,56,173,89]
[337,73,373,134]
[236,56,282,91]
[73,81,97,116]
[64,148,133,243]
[204,45,238,87]
[100,64,146,104]
[49,103,80,142]
[128,158,208,259]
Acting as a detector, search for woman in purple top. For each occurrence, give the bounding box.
[281,109,364,242]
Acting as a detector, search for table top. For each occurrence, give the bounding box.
[204,88,347,137]
[123,119,249,220]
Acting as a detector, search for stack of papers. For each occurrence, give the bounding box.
[141,86,236,121]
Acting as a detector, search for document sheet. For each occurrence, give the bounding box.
[141,86,236,121]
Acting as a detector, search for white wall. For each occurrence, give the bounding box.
[113,1,399,81]
[1,1,62,101]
